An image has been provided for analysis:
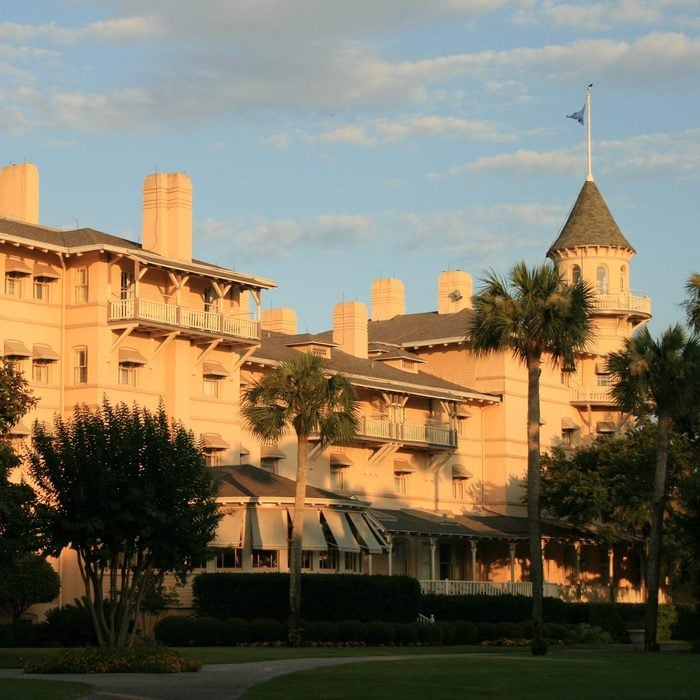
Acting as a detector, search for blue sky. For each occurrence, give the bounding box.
[1,1,698,333]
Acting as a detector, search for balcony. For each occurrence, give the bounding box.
[570,385,615,406]
[357,417,456,449]
[594,291,651,320]
[109,298,260,343]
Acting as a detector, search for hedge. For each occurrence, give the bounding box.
[193,573,421,622]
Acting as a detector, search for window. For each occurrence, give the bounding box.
[571,265,581,285]
[119,365,136,386]
[204,451,222,467]
[319,550,338,571]
[32,361,49,384]
[33,278,50,302]
[394,473,408,494]
[596,265,608,294]
[75,268,88,303]
[619,266,626,293]
[203,376,220,398]
[260,458,278,474]
[330,467,346,490]
[344,552,361,572]
[252,550,278,569]
[5,274,20,297]
[215,548,242,569]
[301,551,313,570]
[452,478,465,501]
[204,287,219,313]
[74,347,88,384]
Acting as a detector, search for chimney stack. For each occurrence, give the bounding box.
[142,172,193,261]
[333,301,368,359]
[371,277,405,321]
[0,163,39,224]
[262,307,298,335]
[438,270,472,314]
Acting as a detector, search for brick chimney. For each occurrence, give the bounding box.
[333,301,368,359]
[261,307,298,335]
[438,270,472,314]
[142,172,192,261]
[371,277,405,321]
[0,163,39,224]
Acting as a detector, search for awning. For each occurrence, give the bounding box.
[34,264,60,280]
[249,508,288,550]
[330,452,353,467]
[456,407,472,419]
[561,417,580,431]
[451,464,472,480]
[261,445,285,459]
[347,512,386,554]
[118,348,147,366]
[4,340,31,358]
[212,509,245,548]
[202,433,231,450]
[595,361,609,375]
[240,444,250,456]
[322,510,361,553]
[33,343,60,362]
[596,421,616,434]
[203,360,230,377]
[393,460,415,474]
[294,509,328,551]
[5,259,31,276]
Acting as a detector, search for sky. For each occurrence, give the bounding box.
[1,1,698,334]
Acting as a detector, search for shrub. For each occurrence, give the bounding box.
[249,618,286,643]
[307,621,339,643]
[366,621,395,645]
[24,646,201,673]
[337,619,368,643]
[42,602,97,647]
[436,620,457,645]
[543,623,569,641]
[0,624,13,647]
[672,605,700,643]
[453,621,479,645]
[154,616,196,647]
[221,618,251,645]
[580,625,612,644]
[495,621,527,640]
[415,622,437,645]
[393,622,419,645]
[8,621,35,647]
[476,621,498,642]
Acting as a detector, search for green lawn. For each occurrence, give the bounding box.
[0,678,94,699]
[241,651,700,700]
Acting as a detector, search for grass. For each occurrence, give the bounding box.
[241,650,700,700]
[0,678,94,699]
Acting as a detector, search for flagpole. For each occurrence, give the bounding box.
[586,84,593,182]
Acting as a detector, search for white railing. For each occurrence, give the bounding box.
[570,386,614,404]
[594,292,651,315]
[358,418,456,448]
[109,297,259,340]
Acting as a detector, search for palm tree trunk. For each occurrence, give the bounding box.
[288,434,309,647]
[526,354,547,655]
[644,413,670,651]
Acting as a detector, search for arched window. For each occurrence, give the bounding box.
[596,265,608,294]
[619,266,626,293]
[571,265,581,285]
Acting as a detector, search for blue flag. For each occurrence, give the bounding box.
[567,104,585,125]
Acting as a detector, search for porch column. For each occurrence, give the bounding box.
[608,547,615,602]
[508,541,516,582]
[574,542,581,583]
[387,536,393,576]
[367,553,372,576]
[429,537,437,581]
[470,539,478,581]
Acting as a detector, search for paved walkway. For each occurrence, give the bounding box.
[1,655,410,699]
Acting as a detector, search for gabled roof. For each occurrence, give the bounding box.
[0,217,275,290]
[253,331,498,404]
[367,308,473,347]
[547,180,635,256]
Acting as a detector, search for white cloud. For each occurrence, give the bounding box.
[0,17,162,44]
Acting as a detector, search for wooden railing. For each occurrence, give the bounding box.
[109,298,259,340]
[358,417,456,448]
[594,292,651,316]
[570,386,614,404]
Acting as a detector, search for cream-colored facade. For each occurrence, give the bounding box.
[1,162,652,620]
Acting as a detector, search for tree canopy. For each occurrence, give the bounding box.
[27,399,221,648]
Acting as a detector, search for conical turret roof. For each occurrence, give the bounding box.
[547,180,634,257]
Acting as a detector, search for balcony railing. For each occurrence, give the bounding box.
[594,292,651,316]
[419,579,646,603]
[109,298,260,341]
[358,417,457,448]
[570,385,614,404]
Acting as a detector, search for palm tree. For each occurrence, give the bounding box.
[607,325,700,651]
[241,351,358,645]
[468,261,595,655]
[684,272,700,333]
